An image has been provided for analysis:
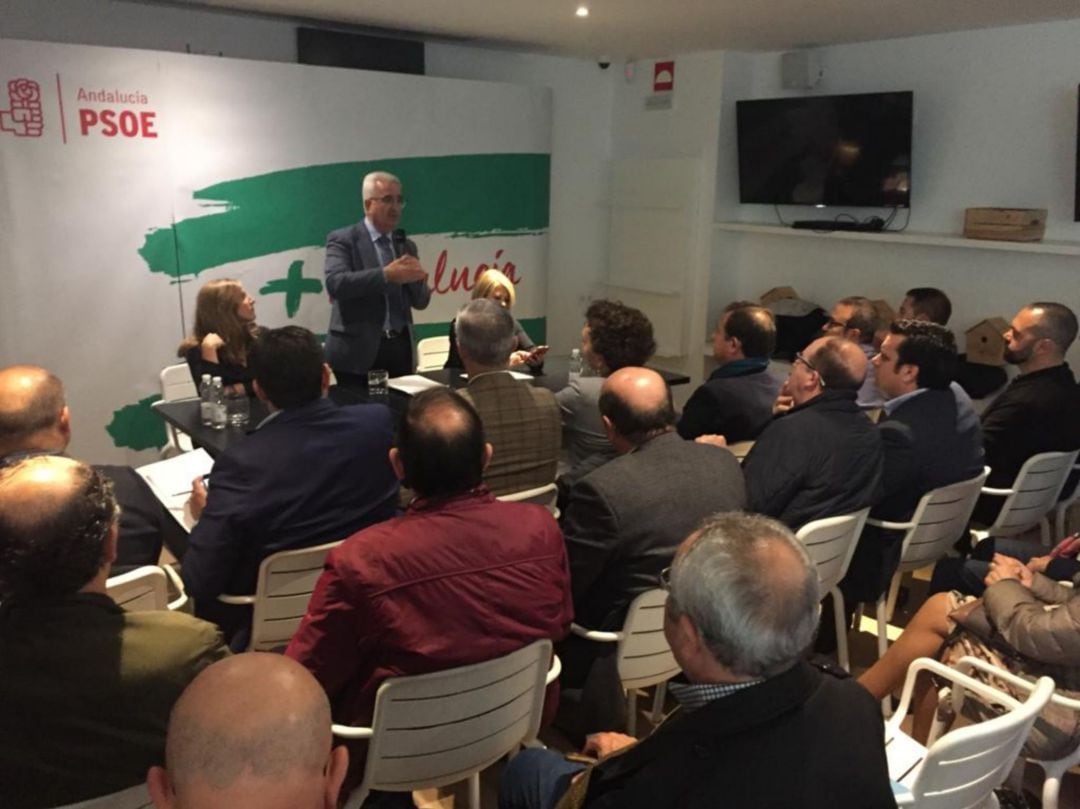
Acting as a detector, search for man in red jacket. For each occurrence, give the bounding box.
[286,387,572,788]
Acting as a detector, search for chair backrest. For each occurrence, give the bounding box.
[904,670,1056,808]
[615,588,681,691]
[106,566,168,612]
[898,469,990,573]
[160,363,197,401]
[497,483,559,516]
[247,540,342,651]
[795,509,869,594]
[989,451,1080,537]
[357,639,551,797]
[416,336,451,372]
[53,783,152,809]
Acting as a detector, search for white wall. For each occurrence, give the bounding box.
[712,20,1080,367]
[0,0,615,358]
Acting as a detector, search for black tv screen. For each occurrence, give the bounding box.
[736,91,913,208]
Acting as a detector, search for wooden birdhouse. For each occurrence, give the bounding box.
[965,317,1010,366]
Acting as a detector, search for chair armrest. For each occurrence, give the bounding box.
[865,517,916,531]
[954,656,1080,710]
[332,724,374,740]
[546,654,562,686]
[217,594,256,605]
[980,486,1015,497]
[162,565,189,611]
[570,623,623,643]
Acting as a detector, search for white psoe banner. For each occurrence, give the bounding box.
[0,38,551,462]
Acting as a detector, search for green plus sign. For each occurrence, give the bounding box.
[260,260,323,318]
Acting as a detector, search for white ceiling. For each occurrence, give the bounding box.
[166,0,1080,60]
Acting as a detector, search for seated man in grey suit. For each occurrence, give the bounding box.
[557,367,746,738]
[457,298,561,496]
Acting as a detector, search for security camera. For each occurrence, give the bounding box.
[598,56,611,70]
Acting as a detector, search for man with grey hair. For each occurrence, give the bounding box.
[148,654,348,809]
[456,298,560,495]
[323,170,432,383]
[499,513,895,809]
[0,364,187,569]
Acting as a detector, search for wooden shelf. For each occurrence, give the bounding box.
[713,222,1080,257]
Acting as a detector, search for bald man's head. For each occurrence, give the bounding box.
[598,367,675,448]
[395,388,487,498]
[0,456,118,599]
[150,654,347,809]
[0,365,69,458]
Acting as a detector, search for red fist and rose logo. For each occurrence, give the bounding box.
[0,78,44,137]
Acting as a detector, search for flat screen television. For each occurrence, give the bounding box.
[736,91,913,208]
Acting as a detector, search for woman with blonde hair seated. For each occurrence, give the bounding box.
[178,279,259,394]
[444,269,546,370]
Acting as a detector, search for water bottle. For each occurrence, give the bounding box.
[199,374,213,426]
[210,376,227,430]
[568,348,583,381]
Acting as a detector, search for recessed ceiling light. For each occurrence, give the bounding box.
[575,6,589,18]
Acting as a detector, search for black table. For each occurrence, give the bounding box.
[154,358,690,459]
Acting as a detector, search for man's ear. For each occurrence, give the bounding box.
[601,415,617,444]
[846,327,864,345]
[252,379,270,404]
[146,765,175,809]
[102,521,119,569]
[481,442,494,472]
[58,405,72,445]
[324,746,350,809]
[388,447,406,481]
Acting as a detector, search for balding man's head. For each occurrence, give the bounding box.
[0,456,118,599]
[149,654,347,809]
[789,336,867,405]
[0,365,69,458]
[598,367,675,450]
[393,388,489,498]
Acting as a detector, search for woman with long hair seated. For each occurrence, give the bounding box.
[444,269,546,370]
[178,279,259,395]
[859,553,1080,760]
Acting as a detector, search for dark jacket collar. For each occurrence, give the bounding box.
[1010,362,1075,388]
[780,388,859,419]
[708,357,770,381]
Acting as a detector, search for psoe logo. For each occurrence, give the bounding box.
[0,78,44,138]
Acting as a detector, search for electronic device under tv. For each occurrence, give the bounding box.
[736,91,913,209]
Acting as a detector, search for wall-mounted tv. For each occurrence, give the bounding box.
[736,91,913,208]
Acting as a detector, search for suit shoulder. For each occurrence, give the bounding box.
[122,611,227,661]
[326,223,362,244]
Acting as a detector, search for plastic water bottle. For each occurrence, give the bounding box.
[199,374,214,426]
[210,376,227,430]
[568,348,583,381]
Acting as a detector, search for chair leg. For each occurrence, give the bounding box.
[884,572,903,622]
[626,690,637,737]
[831,587,850,672]
[468,772,480,809]
[1041,761,1066,809]
[650,681,667,723]
[1040,516,1051,547]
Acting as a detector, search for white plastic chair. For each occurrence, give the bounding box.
[332,639,552,809]
[946,656,1080,809]
[417,336,451,371]
[51,783,152,809]
[867,468,990,659]
[885,657,1055,808]
[974,451,1080,548]
[159,363,198,458]
[497,482,559,518]
[106,565,188,612]
[217,540,341,652]
[794,508,870,672]
[569,588,680,736]
[1053,464,1080,538]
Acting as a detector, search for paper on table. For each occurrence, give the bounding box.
[458,371,533,381]
[136,448,214,533]
[388,374,446,395]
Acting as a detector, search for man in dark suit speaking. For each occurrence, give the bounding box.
[323,171,432,383]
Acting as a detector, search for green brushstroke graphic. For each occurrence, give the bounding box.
[260,260,322,318]
[107,394,166,451]
[140,154,550,278]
